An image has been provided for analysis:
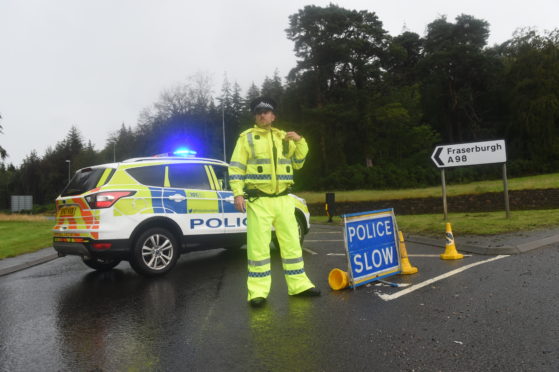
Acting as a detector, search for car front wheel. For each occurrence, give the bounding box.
[130,228,179,276]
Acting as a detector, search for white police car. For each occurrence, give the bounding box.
[52,154,310,276]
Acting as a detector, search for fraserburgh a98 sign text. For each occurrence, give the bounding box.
[431,140,507,168]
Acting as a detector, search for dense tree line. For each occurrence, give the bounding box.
[1,5,559,209]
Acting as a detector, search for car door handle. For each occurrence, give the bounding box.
[224,196,234,203]
[168,194,186,202]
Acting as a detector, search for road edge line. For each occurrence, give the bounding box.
[376,255,509,301]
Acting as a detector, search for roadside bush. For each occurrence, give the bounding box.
[506,159,559,178]
[299,155,559,191]
[32,203,56,215]
[315,163,439,190]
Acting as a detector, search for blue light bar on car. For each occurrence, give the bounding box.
[173,148,197,156]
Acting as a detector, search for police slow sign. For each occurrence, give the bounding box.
[343,209,401,287]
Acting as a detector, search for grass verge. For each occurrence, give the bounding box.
[311,209,559,236]
[0,217,53,259]
[297,172,559,203]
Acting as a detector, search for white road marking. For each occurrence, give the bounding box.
[327,253,346,256]
[303,247,318,255]
[376,255,509,301]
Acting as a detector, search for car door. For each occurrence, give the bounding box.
[166,163,223,236]
[209,164,247,235]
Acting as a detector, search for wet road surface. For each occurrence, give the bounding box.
[1,224,558,371]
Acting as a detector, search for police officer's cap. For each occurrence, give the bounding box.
[250,96,277,114]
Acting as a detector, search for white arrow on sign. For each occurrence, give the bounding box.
[431,140,507,168]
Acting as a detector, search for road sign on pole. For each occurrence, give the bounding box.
[431,140,506,168]
[430,139,510,219]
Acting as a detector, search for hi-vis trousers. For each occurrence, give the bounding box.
[246,195,314,300]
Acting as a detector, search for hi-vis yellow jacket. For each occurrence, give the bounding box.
[229,125,308,197]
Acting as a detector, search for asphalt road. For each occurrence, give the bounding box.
[1,224,558,371]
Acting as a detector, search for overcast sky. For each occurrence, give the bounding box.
[1,0,557,166]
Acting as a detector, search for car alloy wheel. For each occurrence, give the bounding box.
[142,233,174,270]
[131,227,179,276]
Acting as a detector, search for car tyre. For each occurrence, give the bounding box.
[130,227,179,276]
[82,257,121,271]
[272,214,306,250]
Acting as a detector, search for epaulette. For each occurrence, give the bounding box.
[239,128,253,137]
[271,127,286,136]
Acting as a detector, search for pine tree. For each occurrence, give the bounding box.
[245,83,261,107]
[0,114,7,160]
[261,69,284,104]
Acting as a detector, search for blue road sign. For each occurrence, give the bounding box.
[343,209,401,287]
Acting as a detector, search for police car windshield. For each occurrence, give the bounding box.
[61,168,112,196]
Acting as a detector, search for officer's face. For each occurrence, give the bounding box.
[255,110,275,128]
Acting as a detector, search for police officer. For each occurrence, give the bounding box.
[229,97,320,307]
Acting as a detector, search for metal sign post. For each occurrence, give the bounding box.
[431,139,509,218]
[503,163,510,218]
[441,169,448,221]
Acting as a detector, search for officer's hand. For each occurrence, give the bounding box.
[234,195,246,213]
[285,132,302,142]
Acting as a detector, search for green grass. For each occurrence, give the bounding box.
[0,219,53,259]
[311,209,559,236]
[297,172,559,203]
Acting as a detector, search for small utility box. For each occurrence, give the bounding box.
[325,192,336,222]
[11,195,33,213]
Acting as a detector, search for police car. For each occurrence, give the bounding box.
[53,153,311,276]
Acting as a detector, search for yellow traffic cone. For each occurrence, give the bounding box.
[398,231,418,274]
[328,268,350,290]
[440,222,464,260]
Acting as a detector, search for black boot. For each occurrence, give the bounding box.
[249,297,267,307]
[295,287,321,297]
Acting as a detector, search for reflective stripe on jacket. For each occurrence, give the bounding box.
[229,125,308,197]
